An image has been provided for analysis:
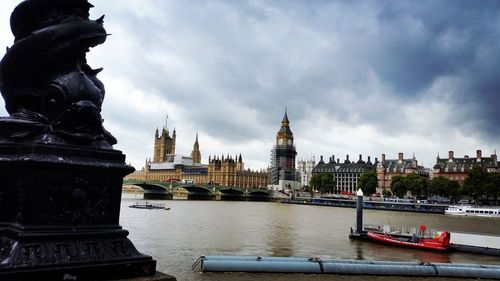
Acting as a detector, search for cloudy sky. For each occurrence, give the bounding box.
[1,0,499,170]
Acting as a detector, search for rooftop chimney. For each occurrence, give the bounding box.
[398,152,403,162]
[448,151,454,162]
[381,154,386,162]
[477,150,482,162]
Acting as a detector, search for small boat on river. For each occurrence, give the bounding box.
[366,231,451,251]
[129,202,169,210]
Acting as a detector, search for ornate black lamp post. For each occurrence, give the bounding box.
[0,0,175,280]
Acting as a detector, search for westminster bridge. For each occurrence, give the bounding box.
[122,179,277,201]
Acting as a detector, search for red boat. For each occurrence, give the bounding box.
[366,231,451,251]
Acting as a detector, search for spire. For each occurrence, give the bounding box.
[155,127,159,138]
[277,107,293,141]
[193,133,199,148]
[191,132,201,164]
[282,107,289,125]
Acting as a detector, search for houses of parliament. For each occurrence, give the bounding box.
[126,122,269,188]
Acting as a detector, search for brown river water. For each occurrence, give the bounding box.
[120,193,500,281]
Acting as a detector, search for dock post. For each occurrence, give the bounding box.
[356,189,364,234]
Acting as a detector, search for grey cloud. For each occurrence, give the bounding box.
[1,0,498,168]
[96,0,499,142]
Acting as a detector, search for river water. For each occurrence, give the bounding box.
[120,194,500,281]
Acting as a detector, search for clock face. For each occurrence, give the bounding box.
[288,139,292,145]
[278,139,283,145]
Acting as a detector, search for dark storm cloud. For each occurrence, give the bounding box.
[87,0,500,145]
[2,0,498,167]
[368,1,500,134]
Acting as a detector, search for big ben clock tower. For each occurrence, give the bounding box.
[270,108,297,186]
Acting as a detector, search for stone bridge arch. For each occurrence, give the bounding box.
[218,187,245,200]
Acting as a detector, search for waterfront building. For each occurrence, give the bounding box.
[270,109,298,190]
[312,154,375,194]
[137,153,207,183]
[191,133,201,164]
[126,121,268,188]
[431,150,499,185]
[297,157,316,187]
[207,154,268,188]
[377,153,429,193]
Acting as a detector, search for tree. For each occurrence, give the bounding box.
[358,170,378,195]
[429,176,449,196]
[462,166,488,201]
[309,174,322,192]
[485,172,500,205]
[382,189,393,198]
[319,173,335,193]
[390,175,408,198]
[429,176,459,201]
[447,180,460,202]
[405,173,427,198]
[310,173,335,194]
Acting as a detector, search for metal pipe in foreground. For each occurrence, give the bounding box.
[198,256,500,279]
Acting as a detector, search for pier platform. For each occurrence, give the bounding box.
[450,232,500,256]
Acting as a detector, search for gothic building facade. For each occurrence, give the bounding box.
[191,133,201,164]
[270,109,298,186]
[297,157,316,187]
[207,154,268,188]
[153,127,176,162]
[126,121,268,188]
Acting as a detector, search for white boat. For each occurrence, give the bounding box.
[445,205,500,217]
